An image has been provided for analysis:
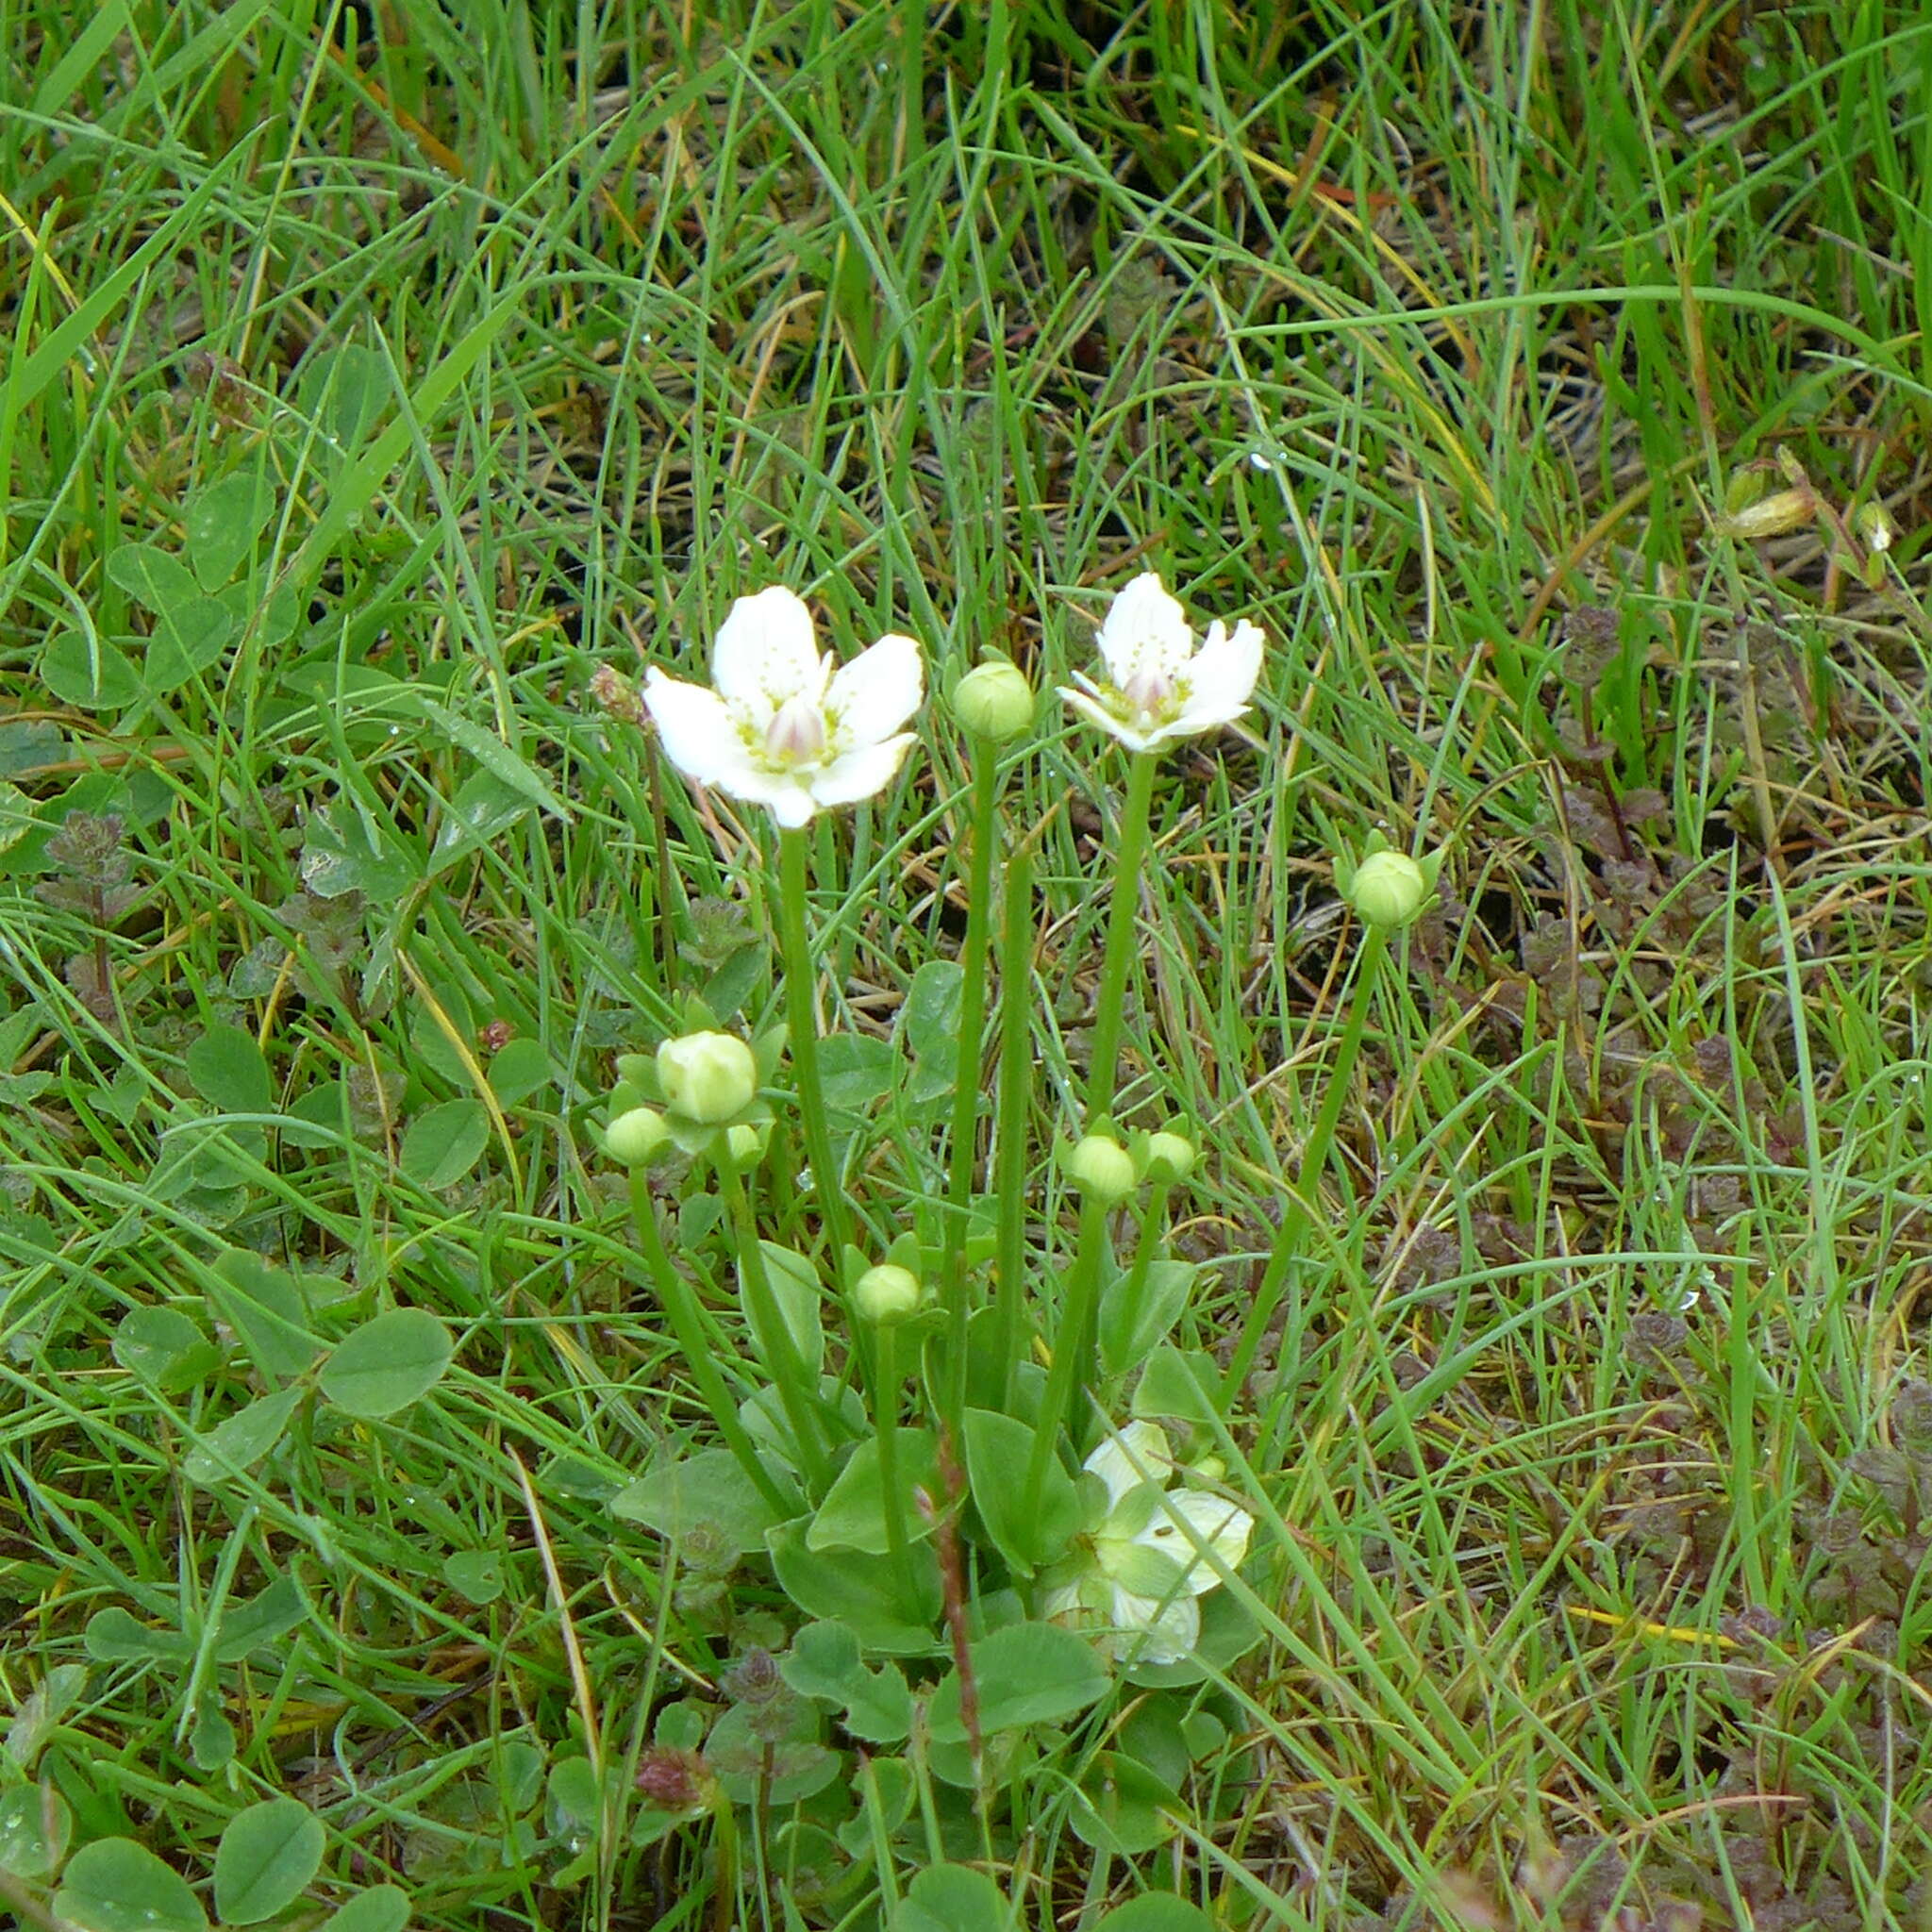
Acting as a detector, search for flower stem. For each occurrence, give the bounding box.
[991,834,1035,1411]
[1023,1191,1108,1522]
[1221,922,1390,1401]
[777,826,855,1269]
[1107,1180,1174,1381]
[626,1173,792,1518]
[1082,751,1159,1123]
[941,752,1003,1414]
[719,1155,835,1492]
[1020,752,1158,1504]
[869,1317,917,1601]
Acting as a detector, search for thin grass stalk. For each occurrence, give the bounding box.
[1220,924,1389,1400]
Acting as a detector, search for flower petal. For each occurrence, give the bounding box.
[1057,684,1159,753]
[809,733,917,811]
[1172,618,1263,735]
[643,673,755,789]
[1094,573,1193,687]
[1133,1488,1254,1593]
[711,587,824,712]
[826,632,923,748]
[1083,1421,1176,1506]
[1106,1583,1199,1664]
[721,767,821,827]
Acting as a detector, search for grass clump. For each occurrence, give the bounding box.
[5,4,1932,1929]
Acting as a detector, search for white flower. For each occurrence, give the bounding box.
[642,587,923,828]
[1058,572,1264,753]
[1042,1420,1254,1665]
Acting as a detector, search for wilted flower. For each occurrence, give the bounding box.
[588,662,643,724]
[1058,572,1263,753]
[643,586,923,827]
[1042,1421,1254,1665]
[635,1746,716,1811]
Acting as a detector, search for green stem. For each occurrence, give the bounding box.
[1019,753,1158,1505]
[942,753,1003,1412]
[870,1317,917,1601]
[719,1157,836,1492]
[1221,923,1390,1401]
[1106,1181,1173,1387]
[1082,752,1159,1124]
[1024,1191,1109,1520]
[991,835,1035,1410]
[778,826,855,1268]
[627,1172,792,1517]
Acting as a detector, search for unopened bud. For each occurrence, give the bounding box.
[1141,1131,1196,1184]
[1066,1133,1137,1206]
[605,1106,672,1167]
[952,659,1035,741]
[1346,850,1431,930]
[724,1123,766,1169]
[658,1030,758,1124]
[853,1263,922,1324]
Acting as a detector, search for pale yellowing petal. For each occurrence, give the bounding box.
[1135,1488,1254,1592]
[1083,1421,1176,1506]
[1106,1585,1200,1664]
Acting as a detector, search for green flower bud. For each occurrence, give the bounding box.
[603,1106,672,1167]
[853,1263,923,1324]
[951,659,1035,741]
[658,1030,758,1124]
[1345,849,1431,930]
[724,1122,766,1169]
[1066,1132,1137,1206]
[1141,1130,1196,1184]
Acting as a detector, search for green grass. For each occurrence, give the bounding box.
[6,2,1932,1928]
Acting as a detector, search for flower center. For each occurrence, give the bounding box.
[1118,667,1178,724]
[763,693,828,766]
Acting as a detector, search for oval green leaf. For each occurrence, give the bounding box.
[182,1385,303,1487]
[55,1836,208,1932]
[398,1097,491,1191]
[320,1308,452,1418]
[1091,1897,1218,1932]
[893,1862,1015,1932]
[214,1796,325,1924]
[323,1886,409,1932]
[0,1783,72,1879]
[186,1024,274,1115]
[928,1623,1108,1743]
